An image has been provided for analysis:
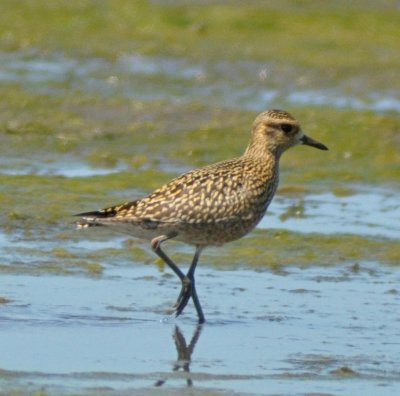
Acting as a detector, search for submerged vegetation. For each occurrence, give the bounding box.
[1,1,399,88]
[0,3,399,395]
[0,0,399,274]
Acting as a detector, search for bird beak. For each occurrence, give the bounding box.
[300,134,328,151]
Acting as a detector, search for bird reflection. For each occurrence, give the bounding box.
[155,324,203,387]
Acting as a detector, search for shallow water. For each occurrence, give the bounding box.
[0,157,128,177]
[1,8,400,394]
[262,186,400,239]
[1,50,400,112]
[1,263,400,395]
[1,89,399,394]
[1,178,399,395]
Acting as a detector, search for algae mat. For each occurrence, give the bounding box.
[0,1,399,395]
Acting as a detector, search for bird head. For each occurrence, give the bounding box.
[247,109,328,156]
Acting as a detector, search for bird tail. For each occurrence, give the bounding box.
[74,207,118,229]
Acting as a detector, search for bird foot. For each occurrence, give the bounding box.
[173,277,192,317]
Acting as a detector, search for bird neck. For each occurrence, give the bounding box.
[242,144,280,184]
[243,140,283,162]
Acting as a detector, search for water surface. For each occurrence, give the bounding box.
[1,50,399,112]
[0,3,399,395]
[1,263,400,395]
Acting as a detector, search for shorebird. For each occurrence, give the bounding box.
[75,109,328,323]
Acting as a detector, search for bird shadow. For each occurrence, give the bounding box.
[154,324,203,387]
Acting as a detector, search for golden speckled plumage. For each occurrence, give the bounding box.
[80,155,278,246]
[75,109,328,323]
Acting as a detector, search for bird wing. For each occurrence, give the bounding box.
[125,158,249,225]
[76,157,251,227]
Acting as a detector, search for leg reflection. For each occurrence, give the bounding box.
[155,324,203,387]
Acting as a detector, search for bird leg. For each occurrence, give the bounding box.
[174,277,192,315]
[151,235,185,281]
[174,246,205,324]
[151,236,205,323]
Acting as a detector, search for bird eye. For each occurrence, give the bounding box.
[281,123,293,133]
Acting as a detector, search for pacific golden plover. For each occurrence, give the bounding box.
[75,109,328,323]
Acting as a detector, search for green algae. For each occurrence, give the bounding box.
[0,88,398,186]
[0,297,11,304]
[171,229,399,269]
[0,87,398,275]
[227,229,400,267]
[0,390,50,396]
[330,366,360,377]
[0,3,399,396]
[0,92,398,275]
[0,1,399,187]
[0,244,104,276]
[0,384,232,396]
[0,1,399,279]
[0,170,173,233]
[1,1,399,91]
[2,225,397,278]
[70,229,400,271]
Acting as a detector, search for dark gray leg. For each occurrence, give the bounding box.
[151,235,185,280]
[175,246,205,324]
[151,237,205,323]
